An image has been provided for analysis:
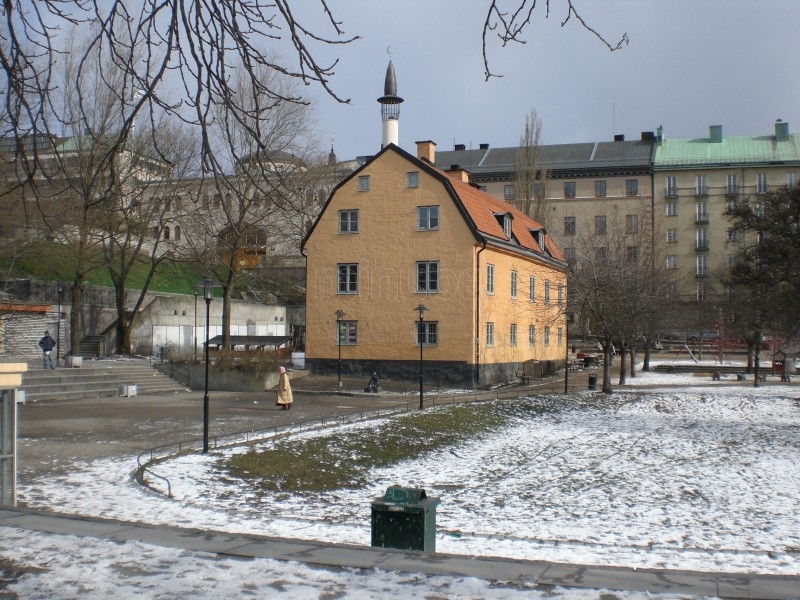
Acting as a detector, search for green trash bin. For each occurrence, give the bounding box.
[371,486,440,552]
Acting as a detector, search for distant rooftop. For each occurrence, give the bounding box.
[655,133,800,168]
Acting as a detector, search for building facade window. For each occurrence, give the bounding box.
[696,174,708,195]
[338,209,359,233]
[666,201,677,216]
[502,214,512,239]
[504,184,515,201]
[595,246,608,261]
[727,254,736,268]
[788,172,798,189]
[544,325,551,347]
[594,180,607,197]
[407,171,419,188]
[416,261,439,293]
[626,214,639,234]
[666,255,677,269]
[358,175,370,192]
[174,225,181,241]
[666,228,677,243]
[534,182,545,198]
[544,280,551,304]
[726,174,738,195]
[337,263,358,294]
[528,324,536,345]
[417,205,439,230]
[626,179,638,196]
[696,281,707,301]
[626,246,640,265]
[696,201,708,221]
[564,181,576,198]
[564,247,576,268]
[510,270,518,299]
[595,215,607,235]
[557,284,565,306]
[416,321,438,346]
[509,323,518,347]
[486,264,495,295]
[696,254,708,276]
[564,216,576,236]
[727,228,738,243]
[696,228,708,250]
[486,322,494,347]
[529,276,536,302]
[756,173,768,193]
[557,327,563,346]
[337,320,358,345]
[666,176,678,197]
[163,226,171,240]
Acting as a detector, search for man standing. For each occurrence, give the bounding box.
[38,330,56,369]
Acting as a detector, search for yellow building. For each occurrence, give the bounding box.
[303,141,568,387]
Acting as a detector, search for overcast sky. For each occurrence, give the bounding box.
[292,1,800,160]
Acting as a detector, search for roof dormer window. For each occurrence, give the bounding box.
[531,228,550,255]
[495,212,513,240]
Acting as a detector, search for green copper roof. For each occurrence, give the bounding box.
[655,133,800,168]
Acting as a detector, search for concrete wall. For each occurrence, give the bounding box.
[158,361,280,392]
[0,311,69,358]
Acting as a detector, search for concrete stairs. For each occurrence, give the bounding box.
[19,359,187,402]
[79,335,105,358]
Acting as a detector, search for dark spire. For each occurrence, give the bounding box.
[384,60,397,96]
[377,60,403,107]
[328,145,337,166]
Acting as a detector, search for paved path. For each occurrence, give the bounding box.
[2,506,797,599]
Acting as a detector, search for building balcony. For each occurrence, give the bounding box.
[695,242,709,252]
[665,190,678,198]
[695,214,709,224]
[725,188,740,198]
[695,189,709,197]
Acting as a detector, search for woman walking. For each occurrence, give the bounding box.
[276,366,293,410]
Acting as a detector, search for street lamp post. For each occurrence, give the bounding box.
[335,310,345,389]
[414,304,429,410]
[195,278,221,453]
[193,292,198,362]
[56,285,64,367]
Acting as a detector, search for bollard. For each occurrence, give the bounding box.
[588,374,597,391]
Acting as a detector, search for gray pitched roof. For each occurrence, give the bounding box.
[434,140,654,178]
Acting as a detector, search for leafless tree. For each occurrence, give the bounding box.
[481,1,629,80]
[514,110,549,224]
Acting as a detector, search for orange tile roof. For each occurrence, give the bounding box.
[441,170,565,262]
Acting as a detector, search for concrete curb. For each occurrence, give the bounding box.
[1,506,797,599]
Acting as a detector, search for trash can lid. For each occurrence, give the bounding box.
[384,486,427,503]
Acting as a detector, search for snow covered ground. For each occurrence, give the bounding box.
[17,376,800,580]
[2,528,707,600]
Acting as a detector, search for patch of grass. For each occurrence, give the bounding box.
[224,403,510,493]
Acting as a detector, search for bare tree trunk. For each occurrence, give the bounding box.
[746,341,754,372]
[629,346,636,378]
[114,283,126,355]
[643,343,651,372]
[602,343,613,394]
[753,333,762,388]
[618,344,627,385]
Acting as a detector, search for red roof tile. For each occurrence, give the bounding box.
[441,171,565,262]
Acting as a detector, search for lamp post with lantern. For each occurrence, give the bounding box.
[414,304,429,410]
[195,278,221,453]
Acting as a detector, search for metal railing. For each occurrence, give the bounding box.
[132,384,554,498]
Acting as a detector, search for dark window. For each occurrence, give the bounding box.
[338,209,359,233]
[417,205,439,230]
[416,261,439,293]
[416,321,438,346]
[337,264,358,294]
[595,215,607,235]
[626,179,638,196]
[594,180,607,197]
[564,216,576,236]
[564,181,576,198]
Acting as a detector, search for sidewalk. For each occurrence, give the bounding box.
[2,506,797,599]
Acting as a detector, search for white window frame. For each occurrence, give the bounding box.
[337,263,359,294]
[529,276,536,303]
[594,180,607,198]
[626,179,638,196]
[504,184,514,201]
[510,270,518,299]
[666,255,677,269]
[338,209,359,233]
[509,323,518,347]
[416,261,439,293]
[726,173,738,194]
[407,171,419,188]
[417,205,439,231]
[666,176,678,196]
[544,325,551,347]
[416,321,438,346]
[666,228,677,243]
[564,181,576,198]
[696,174,708,195]
[756,172,768,194]
[557,284,565,306]
[544,280,551,304]
[528,324,536,346]
[337,320,358,345]
[486,264,495,295]
[696,254,708,276]
[358,175,370,192]
[486,322,495,347]
[666,201,677,216]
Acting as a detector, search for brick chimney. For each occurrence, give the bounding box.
[445,165,470,183]
[415,140,436,164]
